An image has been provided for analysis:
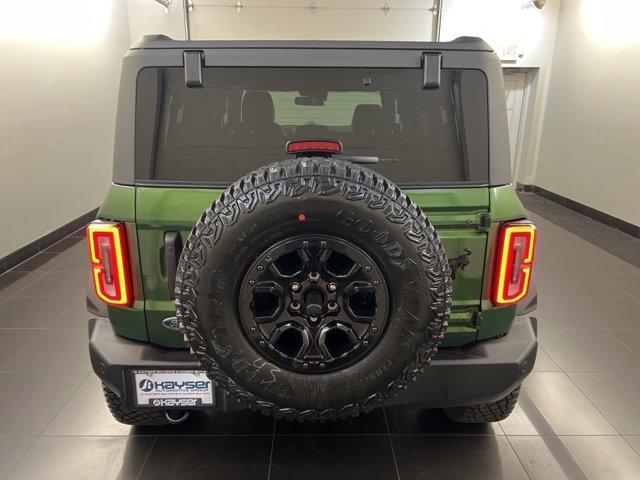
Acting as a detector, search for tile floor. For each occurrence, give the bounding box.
[1,195,640,479]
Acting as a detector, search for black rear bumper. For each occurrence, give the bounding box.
[89,316,537,410]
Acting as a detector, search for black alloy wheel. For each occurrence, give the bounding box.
[239,235,389,373]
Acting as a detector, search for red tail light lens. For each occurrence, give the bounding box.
[492,222,537,306]
[286,140,343,155]
[87,221,133,307]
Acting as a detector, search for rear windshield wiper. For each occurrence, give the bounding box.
[335,155,379,164]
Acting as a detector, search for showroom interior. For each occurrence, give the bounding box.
[1,0,640,478]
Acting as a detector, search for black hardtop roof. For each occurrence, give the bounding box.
[131,34,493,52]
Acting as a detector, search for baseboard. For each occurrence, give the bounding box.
[519,185,640,239]
[0,208,98,274]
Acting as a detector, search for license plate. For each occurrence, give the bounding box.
[133,370,214,407]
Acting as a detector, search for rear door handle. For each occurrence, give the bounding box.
[164,232,182,299]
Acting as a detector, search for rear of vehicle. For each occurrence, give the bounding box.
[88,36,537,425]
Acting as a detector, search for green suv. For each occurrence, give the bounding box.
[87,35,538,425]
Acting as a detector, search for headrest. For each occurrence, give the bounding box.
[242,90,276,124]
[351,104,386,134]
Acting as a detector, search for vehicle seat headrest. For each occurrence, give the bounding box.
[242,90,276,124]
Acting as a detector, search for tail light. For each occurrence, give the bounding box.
[492,222,537,306]
[286,139,343,155]
[87,221,133,307]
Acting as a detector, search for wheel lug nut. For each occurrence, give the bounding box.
[249,279,255,285]
[365,265,371,271]
[290,301,301,311]
[328,301,338,311]
[291,282,301,292]
[302,241,309,247]
[327,282,337,292]
[308,272,320,283]
[373,280,380,285]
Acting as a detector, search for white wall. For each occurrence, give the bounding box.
[0,0,131,258]
[440,0,562,185]
[189,0,435,41]
[535,0,640,226]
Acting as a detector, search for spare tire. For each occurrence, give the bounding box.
[175,157,451,421]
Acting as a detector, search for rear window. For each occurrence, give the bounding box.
[135,67,488,187]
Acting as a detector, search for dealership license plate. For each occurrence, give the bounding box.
[133,370,214,408]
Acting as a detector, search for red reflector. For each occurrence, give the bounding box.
[87,221,133,307]
[286,140,343,155]
[297,213,307,222]
[491,222,537,306]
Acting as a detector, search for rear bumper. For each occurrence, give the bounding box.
[89,315,537,410]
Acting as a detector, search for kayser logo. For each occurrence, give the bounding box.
[138,379,211,392]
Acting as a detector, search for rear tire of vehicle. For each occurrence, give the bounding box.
[444,386,521,423]
[102,384,170,426]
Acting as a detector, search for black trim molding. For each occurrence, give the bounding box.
[517,184,640,239]
[0,208,98,275]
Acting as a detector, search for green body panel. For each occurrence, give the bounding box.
[97,185,148,341]
[99,183,529,349]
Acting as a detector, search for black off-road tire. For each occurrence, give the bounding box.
[175,157,452,422]
[444,386,521,423]
[103,385,169,426]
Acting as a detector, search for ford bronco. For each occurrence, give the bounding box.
[87,35,538,425]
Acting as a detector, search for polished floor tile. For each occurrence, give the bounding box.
[276,409,387,435]
[44,375,155,437]
[601,274,640,299]
[0,333,36,366]
[533,346,562,372]
[0,271,46,297]
[539,328,640,373]
[1,328,91,373]
[569,372,640,435]
[8,435,154,480]
[0,436,35,479]
[626,436,640,455]
[53,253,90,273]
[45,298,90,329]
[139,436,272,480]
[580,297,640,329]
[16,272,88,298]
[10,252,66,272]
[609,330,640,356]
[271,435,396,480]
[384,406,503,435]
[43,237,84,253]
[510,435,640,480]
[0,296,76,329]
[158,409,275,436]
[499,372,616,436]
[392,435,528,480]
[543,273,631,299]
[0,372,87,436]
[533,295,601,330]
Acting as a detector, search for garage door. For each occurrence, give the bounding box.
[188,0,436,41]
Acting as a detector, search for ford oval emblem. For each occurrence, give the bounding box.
[162,317,183,331]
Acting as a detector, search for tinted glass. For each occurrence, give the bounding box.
[135,67,488,186]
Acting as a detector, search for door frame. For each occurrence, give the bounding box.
[501,67,539,185]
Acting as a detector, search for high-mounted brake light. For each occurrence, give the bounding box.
[492,222,537,306]
[286,140,343,155]
[87,221,133,307]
